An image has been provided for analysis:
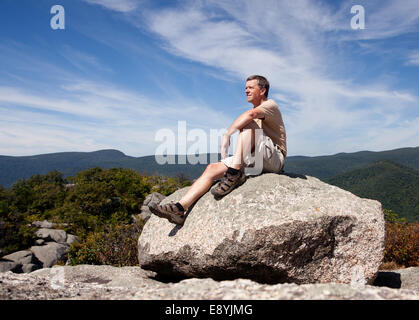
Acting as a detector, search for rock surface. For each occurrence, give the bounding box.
[138,173,385,284]
[31,242,69,268]
[35,228,67,243]
[140,192,166,222]
[0,261,21,273]
[0,265,417,300]
[374,267,419,291]
[0,220,79,273]
[3,250,39,266]
[31,220,54,229]
[1,250,43,273]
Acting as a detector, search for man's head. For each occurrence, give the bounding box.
[245,75,270,106]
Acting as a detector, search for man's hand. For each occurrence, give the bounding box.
[220,107,265,159]
[221,133,230,159]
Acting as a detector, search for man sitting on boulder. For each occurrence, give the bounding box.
[149,75,287,224]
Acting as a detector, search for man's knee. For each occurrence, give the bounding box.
[204,162,220,174]
[203,162,226,178]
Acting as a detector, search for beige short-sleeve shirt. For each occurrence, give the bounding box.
[254,99,287,157]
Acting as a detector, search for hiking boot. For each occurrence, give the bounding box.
[148,202,186,225]
[211,170,246,199]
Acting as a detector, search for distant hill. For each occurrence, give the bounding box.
[0,147,418,188]
[284,147,419,179]
[0,150,213,188]
[1,147,418,221]
[326,160,419,222]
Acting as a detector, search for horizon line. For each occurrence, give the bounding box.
[0,145,418,159]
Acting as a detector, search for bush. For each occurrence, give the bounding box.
[0,185,37,255]
[382,209,419,268]
[67,222,143,266]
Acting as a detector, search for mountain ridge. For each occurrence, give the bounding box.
[1,147,418,188]
[326,160,419,222]
[0,147,418,221]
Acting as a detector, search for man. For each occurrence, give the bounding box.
[149,75,287,224]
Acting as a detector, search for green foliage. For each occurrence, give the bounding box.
[383,209,419,268]
[327,161,419,222]
[68,223,143,266]
[10,170,66,217]
[55,167,147,235]
[384,209,406,224]
[0,183,37,254]
[3,163,417,269]
[0,167,189,261]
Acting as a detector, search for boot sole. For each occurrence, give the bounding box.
[211,175,246,199]
[149,203,185,225]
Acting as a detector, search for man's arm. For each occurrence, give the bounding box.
[225,108,265,137]
[220,108,265,159]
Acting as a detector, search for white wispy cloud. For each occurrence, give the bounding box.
[59,45,112,73]
[2,1,418,158]
[348,0,419,40]
[140,0,419,156]
[0,76,233,156]
[81,0,141,13]
[405,50,419,66]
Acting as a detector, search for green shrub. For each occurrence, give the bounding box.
[68,222,143,266]
[0,185,37,255]
[382,209,419,268]
[0,167,189,259]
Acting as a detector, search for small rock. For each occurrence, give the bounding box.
[140,192,166,222]
[0,261,22,273]
[2,251,42,273]
[31,220,53,229]
[31,242,69,268]
[66,234,79,246]
[36,228,67,243]
[374,267,419,292]
[398,267,419,292]
[21,264,41,273]
[3,250,40,266]
[143,192,166,206]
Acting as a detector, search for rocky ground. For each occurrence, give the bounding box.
[1,176,417,301]
[0,265,418,300]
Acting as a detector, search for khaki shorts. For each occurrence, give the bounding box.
[221,133,284,176]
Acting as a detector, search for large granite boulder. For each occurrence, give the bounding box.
[31,242,69,268]
[138,173,385,284]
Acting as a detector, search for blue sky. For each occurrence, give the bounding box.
[0,0,418,157]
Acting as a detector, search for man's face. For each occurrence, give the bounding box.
[245,79,265,105]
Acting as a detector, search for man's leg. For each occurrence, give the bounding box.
[149,162,227,224]
[179,121,259,208]
[148,121,259,224]
[229,120,259,170]
[210,121,259,197]
[178,162,227,210]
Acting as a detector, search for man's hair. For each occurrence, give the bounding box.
[246,75,270,98]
